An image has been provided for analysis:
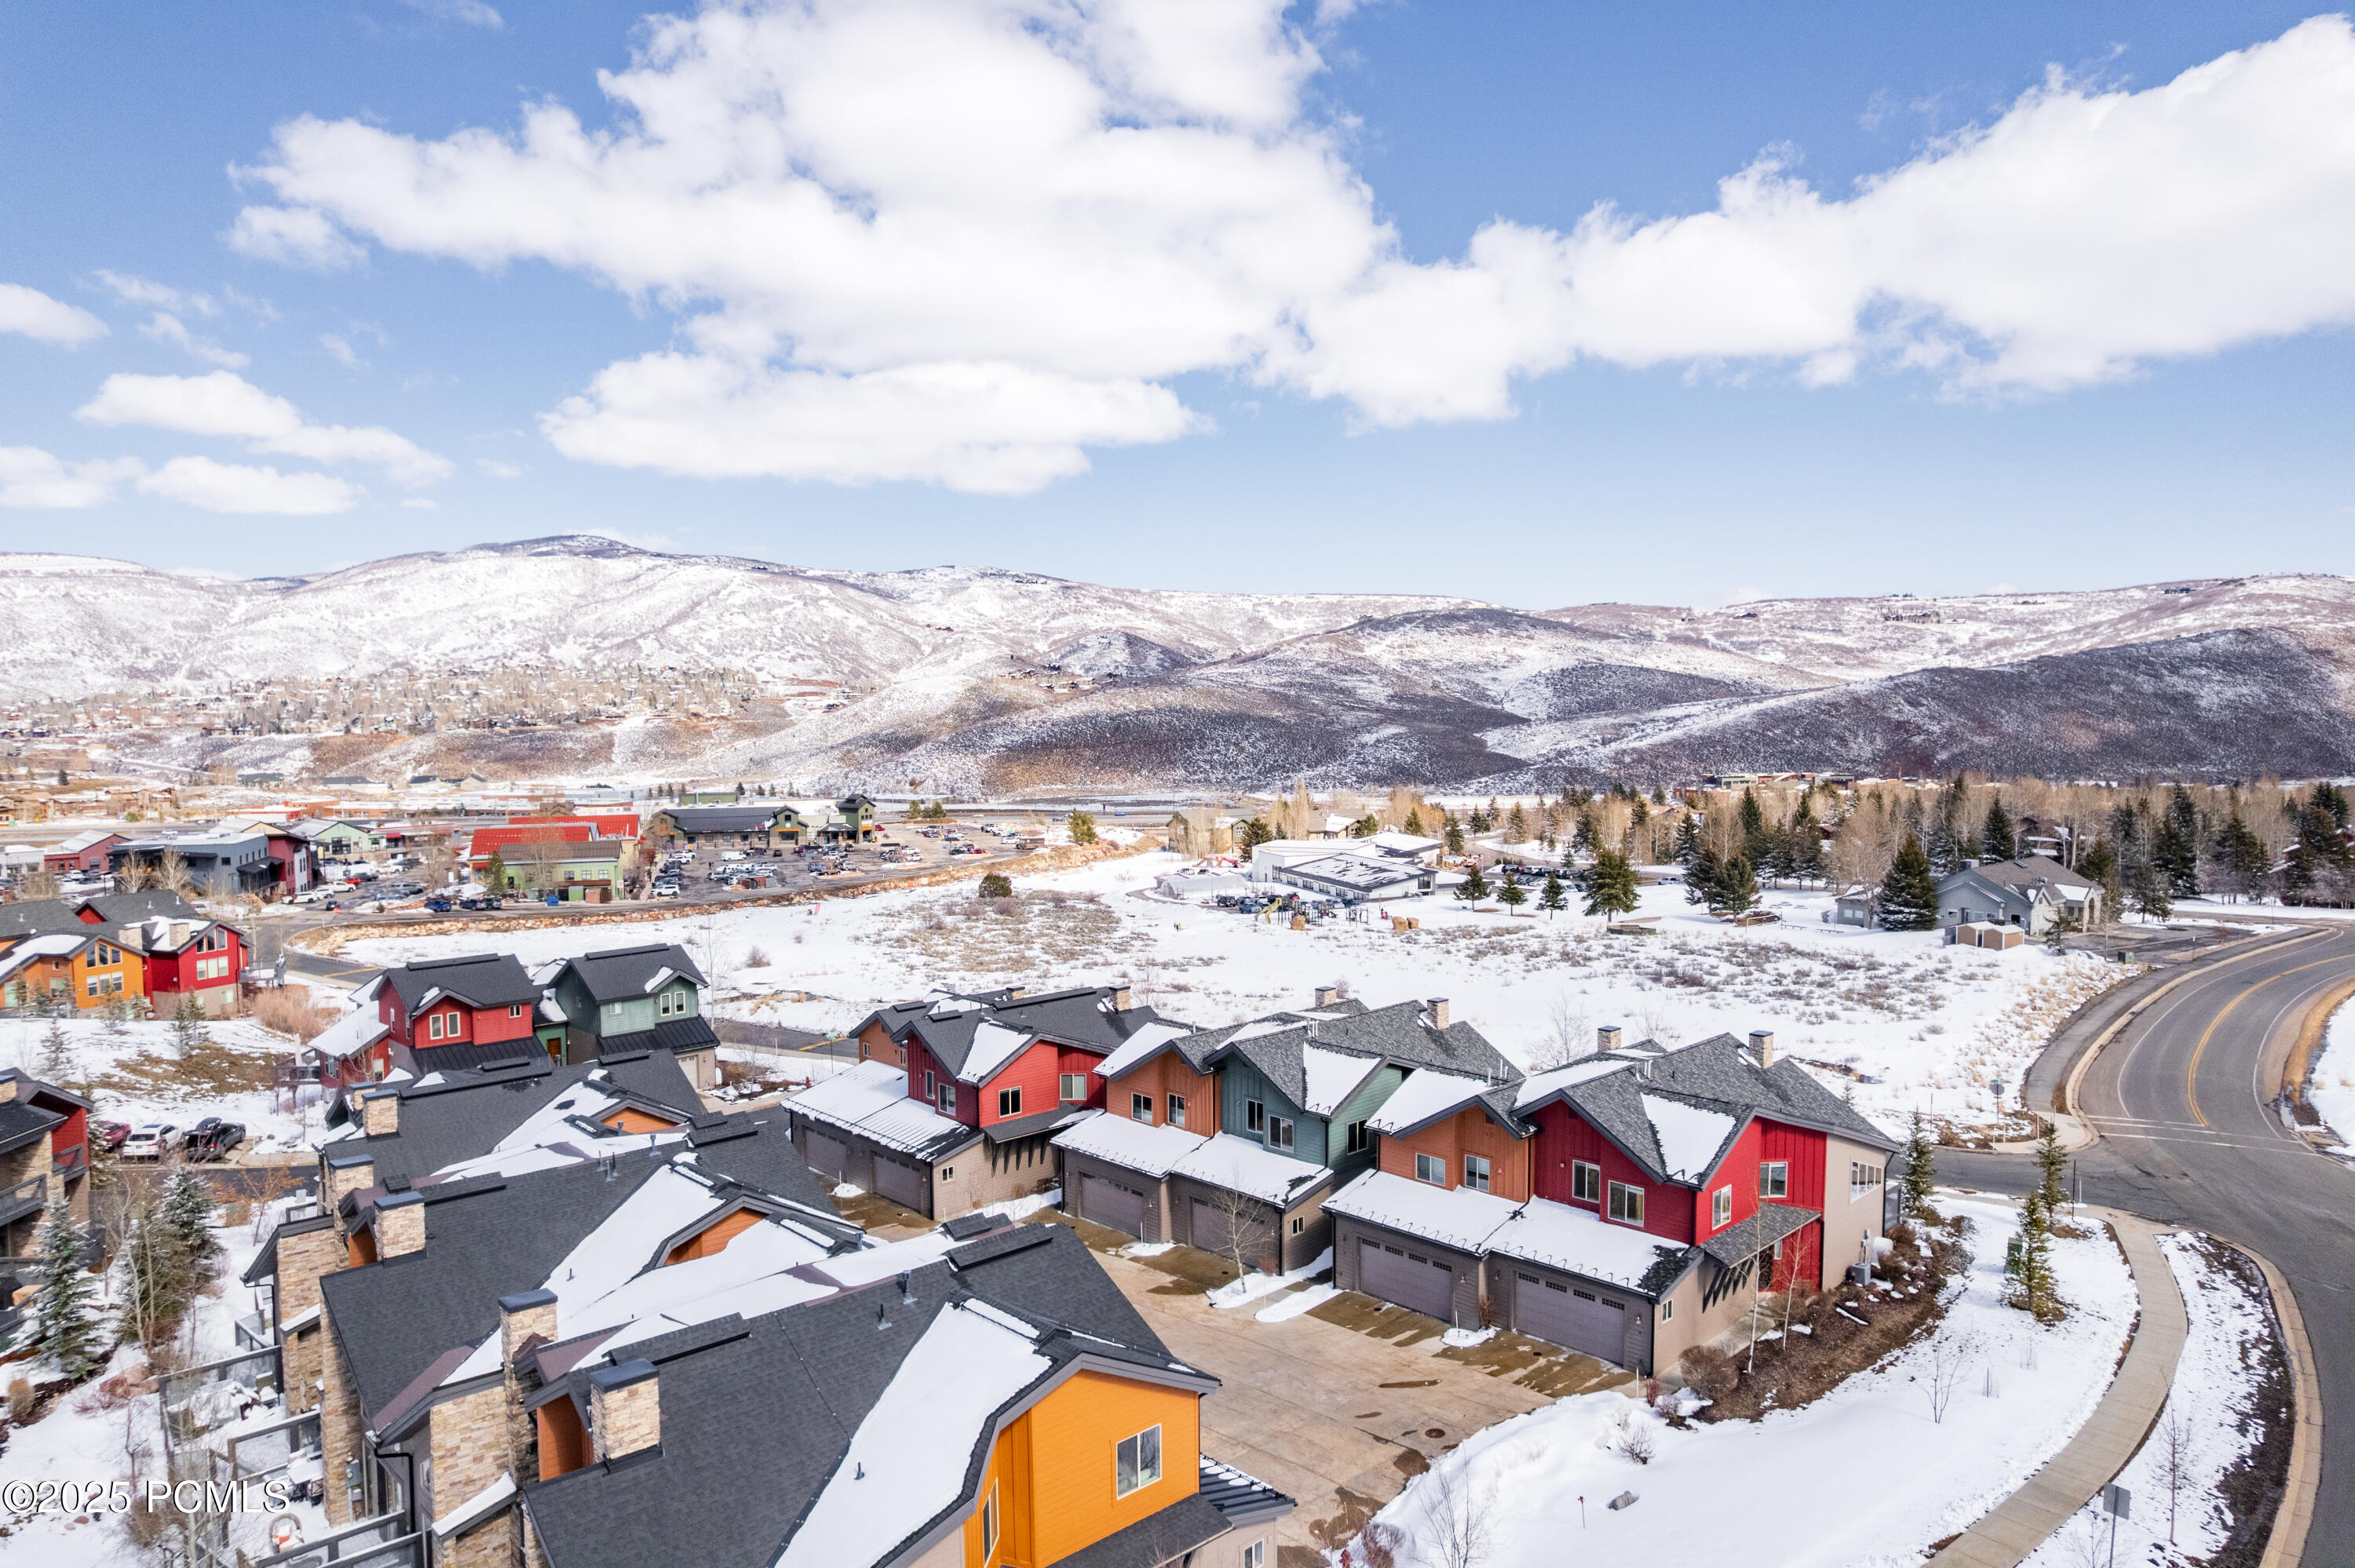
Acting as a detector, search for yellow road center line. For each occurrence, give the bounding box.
[2184,956,2352,1126]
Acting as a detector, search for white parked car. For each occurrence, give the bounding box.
[122,1123,177,1161]
[718,850,747,861]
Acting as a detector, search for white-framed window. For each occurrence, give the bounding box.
[1241,1541,1265,1568]
[1132,1092,1154,1122]
[937,1082,956,1115]
[1661,1298,1674,1322]
[1114,1424,1163,1498]
[940,1165,955,1183]
[1244,1099,1265,1133]
[1059,1073,1087,1102]
[509,1002,525,1019]
[1608,1181,1645,1225]
[1267,1115,1294,1151]
[980,1481,999,1560]
[1344,1119,1370,1154]
[1167,1093,1187,1128]
[428,1012,445,1040]
[925,1070,937,1099]
[444,1010,462,1038]
[1415,1152,1446,1185]
[998,1086,1022,1118]
[1711,1186,1732,1228]
[1851,1161,1883,1199]
[1572,1161,1601,1203]
[658,988,689,1019]
[1760,1161,1789,1198]
[1290,1216,1304,1234]
[86,975,101,998]
[1464,1154,1492,1193]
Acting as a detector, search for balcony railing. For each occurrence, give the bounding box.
[0,1173,48,1227]
[53,1143,89,1181]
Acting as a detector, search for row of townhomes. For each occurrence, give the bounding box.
[0,889,250,1014]
[244,1026,1294,1568]
[645,793,879,851]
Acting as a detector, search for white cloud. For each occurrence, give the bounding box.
[322,333,362,366]
[227,5,2355,488]
[94,271,219,316]
[476,458,524,477]
[223,205,364,270]
[0,283,107,345]
[76,370,454,485]
[400,496,439,509]
[0,447,144,509]
[404,0,504,27]
[140,311,250,368]
[136,456,362,514]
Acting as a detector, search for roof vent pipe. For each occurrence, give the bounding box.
[898,1271,916,1305]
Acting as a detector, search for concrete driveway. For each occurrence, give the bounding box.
[1031,1212,1636,1563]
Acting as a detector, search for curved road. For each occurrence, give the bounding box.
[1948,926,2355,1565]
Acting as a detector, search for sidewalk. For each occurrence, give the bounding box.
[1926,1207,2187,1567]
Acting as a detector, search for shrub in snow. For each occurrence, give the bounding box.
[1677,1344,1737,1401]
[977,872,1013,899]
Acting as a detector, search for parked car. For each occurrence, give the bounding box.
[952,843,988,856]
[422,896,454,913]
[121,1123,177,1161]
[183,1118,246,1162]
[652,884,681,899]
[719,850,747,862]
[458,895,501,911]
[91,1118,132,1150]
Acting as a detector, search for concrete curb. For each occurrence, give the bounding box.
[2227,1242,2322,1568]
[1926,1207,2187,1568]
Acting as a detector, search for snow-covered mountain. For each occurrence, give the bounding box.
[7,541,2353,789]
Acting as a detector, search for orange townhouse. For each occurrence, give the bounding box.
[0,928,145,1011]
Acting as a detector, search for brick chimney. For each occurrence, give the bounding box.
[360,1088,400,1137]
[1750,1030,1777,1068]
[374,1191,425,1258]
[1597,1025,1623,1052]
[1427,997,1450,1029]
[589,1359,661,1461]
[1313,986,1338,1008]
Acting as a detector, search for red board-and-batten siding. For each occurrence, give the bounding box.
[137,926,246,998]
[377,986,536,1049]
[1526,1103,1830,1249]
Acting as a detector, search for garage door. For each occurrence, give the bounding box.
[802,1130,846,1181]
[1081,1174,1148,1238]
[1358,1238,1454,1321]
[1191,1199,1276,1274]
[1512,1271,1627,1363]
[874,1157,926,1212]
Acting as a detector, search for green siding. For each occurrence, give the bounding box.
[1216,1059,1324,1168]
[1328,1065,1404,1180]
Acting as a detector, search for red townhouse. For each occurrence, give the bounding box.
[43,830,125,877]
[790,984,1183,1219]
[1325,1027,1900,1375]
[121,909,249,1016]
[355,952,546,1074]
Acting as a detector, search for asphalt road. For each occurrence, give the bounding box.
[1944,925,2355,1566]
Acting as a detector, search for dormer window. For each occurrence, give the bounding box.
[658,987,689,1019]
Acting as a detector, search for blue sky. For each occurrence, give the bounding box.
[2,1,2350,607]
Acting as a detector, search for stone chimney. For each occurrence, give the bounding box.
[1597,1025,1623,1052]
[502,1288,560,1482]
[0,1071,18,1103]
[1427,997,1451,1030]
[374,1191,425,1258]
[1110,984,1132,1011]
[1313,986,1339,1008]
[589,1359,661,1461]
[501,1288,559,1366]
[360,1088,400,1138]
[323,1153,376,1214]
[1750,1030,1777,1068]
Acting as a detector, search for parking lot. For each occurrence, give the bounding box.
[644,819,1024,900]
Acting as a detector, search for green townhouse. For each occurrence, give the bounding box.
[1050,990,1517,1277]
[539,943,724,1091]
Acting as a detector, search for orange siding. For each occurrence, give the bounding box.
[1375,1106,1532,1201]
[601,1107,679,1134]
[859,1019,905,1067]
[663,1207,765,1264]
[537,1399,590,1479]
[975,1372,1199,1566]
[1111,1052,1219,1136]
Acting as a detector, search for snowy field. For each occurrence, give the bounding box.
[2306,998,2355,1155]
[343,850,2128,1136]
[0,1012,333,1154]
[1364,1191,2134,1568]
[2021,1233,2283,1568]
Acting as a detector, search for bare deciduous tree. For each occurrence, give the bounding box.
[1199,1184,1265,1283]
[1418,1464,1499,1568]
[1922,1328,1982,1424]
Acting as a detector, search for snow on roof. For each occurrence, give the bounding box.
[425,1134,685,1184]
[551,1205,850,1347]
[1511,1055,1635,1110]
[776,1300,1053,1568]
[543,1160,732,1336]
[1369,1069,1492,1134]
[790,1060,973,1156]
[485,1086,625,1154]
[958,1019,1035,1085]
[1222,1017,1302,1046]
[639,966,677,994]
[1094,1019,1192,1079]
[926,995,984,1016]
[1050,1108,1207,1179]
[1323,1169,1518,1255]
[1298,1045,1382,1115]
[1170,1132,1331,1206]
[1641,1094,1738,1180]
[9,932,89,958]
[1482,1195,1689,1293]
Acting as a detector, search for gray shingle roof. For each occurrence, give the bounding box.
[877,986,1181,1084]
[549,943,706,1005]
[1181,999,1517,1114]
[380,952,542,1013]
[325,1054,705,1186]
[0,890,200,939]
[657,807,784,833]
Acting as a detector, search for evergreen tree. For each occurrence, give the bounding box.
[1763,821,1797,886]
[1901,1111,1937,1217]
[1498,879,1528,913]
[1572,809,1596,859]
[2034,1119,2068,1214]
[1981,793,2017,862]
[1240,817,1275,851]
[2153,784,2200,898]
[1652,784,1667,805]
[2014,1190,2058,1319]
[1456,863,1491,903]
[1347,815,1378,838]
[1506,803,1528,841]
[1685,841,1722,907]
[31,1211,103,1380]
[1443,816,1466,857]
[2211,810,2271,902]
[1066,810,1099,845]
[484,849,507,890]
[1671,814,1701,867]
[1738,787,1769,866]
[1539,870,1567,917]
[170,996,207,1059]
[1785,802,1822,885]
[162,1166,224,1268]
[1876,833,1941,930]
[1583,849,1639,918]
[2127,861,2174,921]
[977,871,1013,899]
[1402,808,1423,837]
[1713,855,1760,916]
[37,1018,76,1082]
[2314,779,2350,831]
[116,1201,192,1350]
[1485,797,1502,831]
[2079,837,2122,917]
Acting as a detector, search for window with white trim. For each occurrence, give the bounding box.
[1059,1073,1087,1102]
[509,1002,524,1019]
[1244,1099,1265,1133]
[1660,1298,1674,1322]
[1572,1160,1601,1203]
[980,1481,999,1560]
[1415,1152,1446,1185]
[1711,1185,1732,1229]
[1464,1154,1492,1193]
[1267,1114,1294,1151]
[998,1086,1022,1118]
[1850,1160,1883,1199]
[428,1012,445,1040]
[1608,1181,1645,1225]
[1241,1541,1265,1568]
[658,988,689,1019]
[1760,1161,1788,1199]
[1114,1424,1163,1498]
[1344,1119,1369,1154]
[1167,1092,1187,1128]
[936,1081,956,1115]
[1132,1092,1154,1122]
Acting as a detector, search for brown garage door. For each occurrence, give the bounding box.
[874,1155,925,1212]
[1358,1238,1453,1321]
[1082,1173,1148,1238]
[1512,1271,1627,1363]
[802,1129,846,1181]
[1191,1198,1276,1274]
